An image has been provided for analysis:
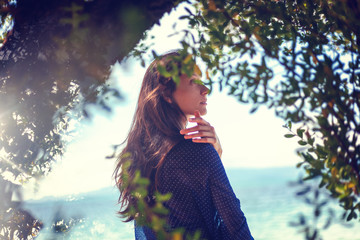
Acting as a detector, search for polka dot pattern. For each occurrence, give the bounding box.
[135,139,254,240]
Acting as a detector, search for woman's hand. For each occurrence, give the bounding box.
[180,110,223,158]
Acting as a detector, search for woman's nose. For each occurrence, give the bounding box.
[201,85,209,95]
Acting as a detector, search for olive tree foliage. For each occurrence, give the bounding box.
[0,0,177,238]
[132,0,360,221]
[0,0,168,183]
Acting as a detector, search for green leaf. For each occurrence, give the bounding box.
[249,106,258,113]
[193,79,204,86]
[157,65,172,78]
[298,140,307,146]
[297,128,305,138]
[308,147,315,152]
[319,179,328,188]
[152,206,169,215]
[284,134,296,138]
[155,192,172,202]
[137,177,150,186]
[288,121,292,130]
[296,161,305,168]
[346,210,356,221]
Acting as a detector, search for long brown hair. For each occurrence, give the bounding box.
[114,52,186,221]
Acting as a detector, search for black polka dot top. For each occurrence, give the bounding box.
[135,139,254,240]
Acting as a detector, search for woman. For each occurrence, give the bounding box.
[114,52,254,240]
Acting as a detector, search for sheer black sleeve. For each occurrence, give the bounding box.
[192,142,254,240]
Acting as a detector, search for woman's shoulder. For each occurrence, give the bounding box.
[173,139,215,153]
[167,139,219,165]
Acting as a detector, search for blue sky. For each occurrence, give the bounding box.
[24,3,301,199]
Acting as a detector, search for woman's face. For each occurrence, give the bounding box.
[172,73,209,117]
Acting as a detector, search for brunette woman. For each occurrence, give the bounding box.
[114,52,254,240]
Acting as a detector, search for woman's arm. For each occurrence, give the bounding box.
[195,143,254,240]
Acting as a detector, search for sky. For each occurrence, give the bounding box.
[23,3,301,200]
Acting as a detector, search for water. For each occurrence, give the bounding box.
[23,167,359,240]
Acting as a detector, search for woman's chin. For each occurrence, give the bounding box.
[199,108,207,116]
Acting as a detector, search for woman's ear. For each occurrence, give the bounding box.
[163,96,172,104]
[161,89,173,104]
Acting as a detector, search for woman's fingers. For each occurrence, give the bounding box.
[189,116,208,125]
[188,110,209,125]
[189,117,209,126]
[183,131,214,139]
[180,110,223,157]
[180,111,215,140]
[180,124,214,135]
[181,125,216,141]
